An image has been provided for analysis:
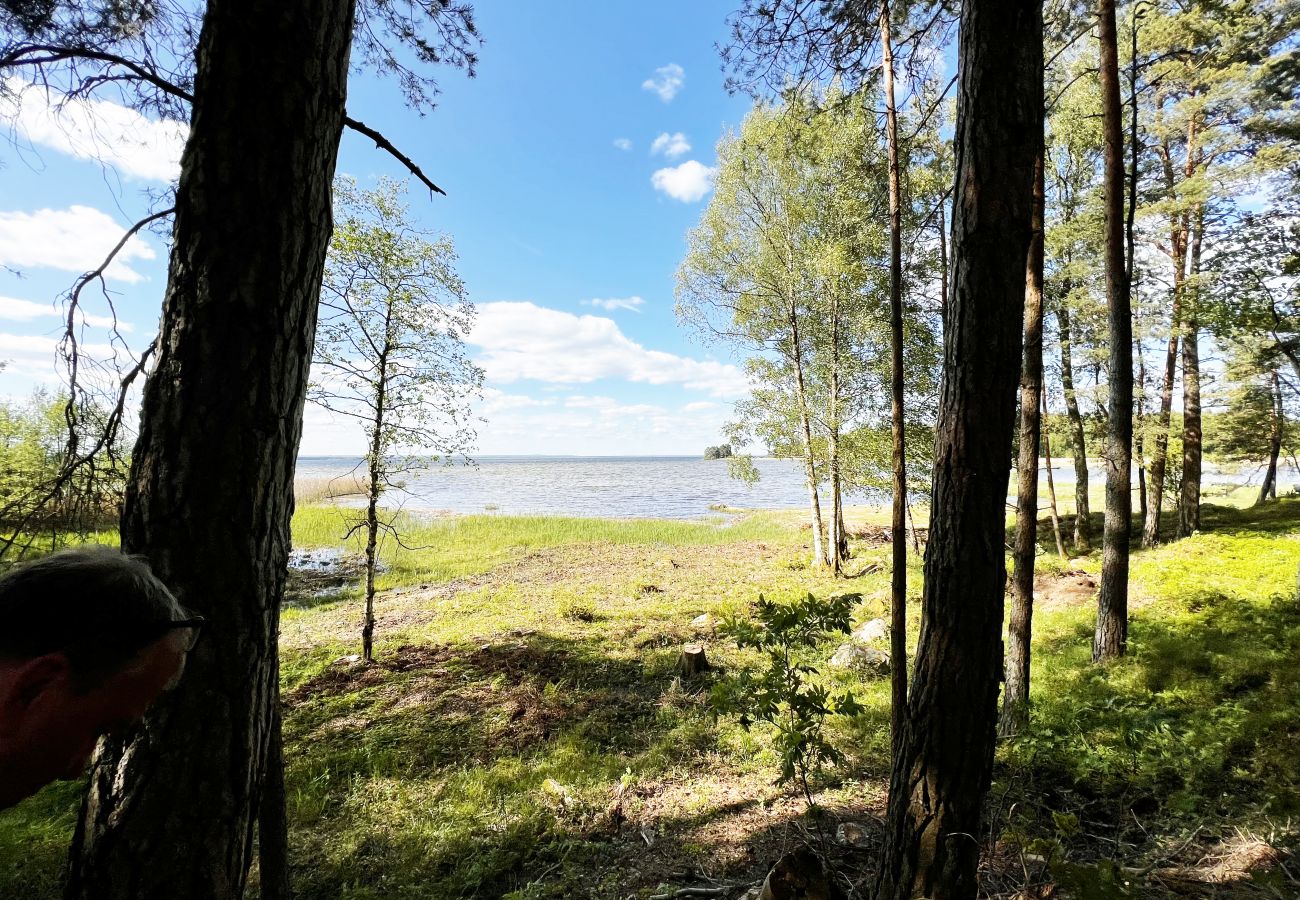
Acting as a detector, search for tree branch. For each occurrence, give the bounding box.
[343,116,446,196]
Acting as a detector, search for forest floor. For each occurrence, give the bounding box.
[2,497,1299,898]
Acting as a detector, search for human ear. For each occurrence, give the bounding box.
[0,655,71,729]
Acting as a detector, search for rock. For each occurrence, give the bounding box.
[333,654,362,666]
[835,821,871,848]
[540,777,574,807]
[677,643,711,677]
[759,847,839,900]
[690,613,715,631]
[829,643,890,674]
[851,617,889,643]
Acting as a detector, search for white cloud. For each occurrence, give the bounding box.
[642,64,685,102]
[1,77,187,181]
[0,330,118,381]
[468,301,747,398]
[613,137,632,151]
[0,295,132,331]
[582,296,645,313]
[0,206,158,282]
[651,160,716,203]
[650,132,690,158]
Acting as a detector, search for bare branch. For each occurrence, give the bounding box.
[343,116,446,196]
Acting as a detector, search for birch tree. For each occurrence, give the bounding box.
[311,177,482,663]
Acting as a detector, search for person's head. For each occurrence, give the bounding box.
[0,546,199,809]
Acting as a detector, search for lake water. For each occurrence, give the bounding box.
[295,455,1291,520]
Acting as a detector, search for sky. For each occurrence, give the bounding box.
[0,1,761,456]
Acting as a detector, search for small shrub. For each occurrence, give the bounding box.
[711,592,863,806]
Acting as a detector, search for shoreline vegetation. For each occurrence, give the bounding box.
[2,491,1298,897]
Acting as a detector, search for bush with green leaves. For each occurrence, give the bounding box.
[711,592,863,805]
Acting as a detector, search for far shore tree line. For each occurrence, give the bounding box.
[0,0,1297,897]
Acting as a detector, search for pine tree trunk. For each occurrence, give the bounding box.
[1058,303,1091,550]
[1001,147,1045,740]
[1178,207,1204,537]
[1094,0,1134,664]
[65,1,356,895]
[879,0,908,760]
[872,0,1041,892]
[1135,335,1148,524]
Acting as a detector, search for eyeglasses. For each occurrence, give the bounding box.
[164,616,206,652]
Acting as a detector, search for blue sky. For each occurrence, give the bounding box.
[0,1,759,456]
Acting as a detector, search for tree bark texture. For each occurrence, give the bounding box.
[1057,303,1091,550]
[873,0,1041,893]
[66,1,356,896]
[1178,208,1204,537]
[1094,0,1134,663]
[1142,286,1180,547]
[1001,146,1045,740]
[880,0,908,761]
[1042,394,1068,561]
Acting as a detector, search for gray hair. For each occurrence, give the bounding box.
[0,545,187,684]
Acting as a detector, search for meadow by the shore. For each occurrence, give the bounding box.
[2,497,1298,898]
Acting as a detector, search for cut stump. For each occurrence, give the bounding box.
[677,643,710,677]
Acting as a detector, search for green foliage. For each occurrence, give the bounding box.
[702,443,733,460]
[710,592,863,804]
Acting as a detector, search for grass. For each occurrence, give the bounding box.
[2,496,1298,897]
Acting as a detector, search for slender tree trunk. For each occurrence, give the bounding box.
[1042,396,1068,561]
[1178,207,1204,537]
[873,0,1041,892]
[1058,303,1091,550]
[66,1,356,895]
[1259,371,1283,505]
[363,444,383,663]
[828,289,846,573]
[1135,334,1148,524]
[1094,0,1134,663]
[1143,285,1181,547]
[879,0,909,759]
[790,308,827,567]
[1001,147,1045,740]
[258,691,291,900]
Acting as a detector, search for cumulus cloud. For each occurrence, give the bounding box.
[582,296,644,313]
[0,330,118,381]
[642,64,685,102]
[612,137,632,151]
[0,295,132,331]
[650,132,690,158]
[0,206,158,282]
[1,77,187,181]
[468,301,747,398]
[651,160,716,203]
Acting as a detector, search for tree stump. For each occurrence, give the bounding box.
[677,643,710,677]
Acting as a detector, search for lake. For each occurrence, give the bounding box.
[295,455,1288,520]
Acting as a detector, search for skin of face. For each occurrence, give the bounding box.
[0,633,187,810]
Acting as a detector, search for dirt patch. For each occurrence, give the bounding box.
[1034,570,1097,610]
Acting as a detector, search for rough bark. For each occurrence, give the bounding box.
[1057,303,1091,550]
[1001,146,1045,740]
[1178,208,1204,537]
[65,1,356,895]
[872,0,1041,892]
[880,0,908,760]
[1094,0,1134,664]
